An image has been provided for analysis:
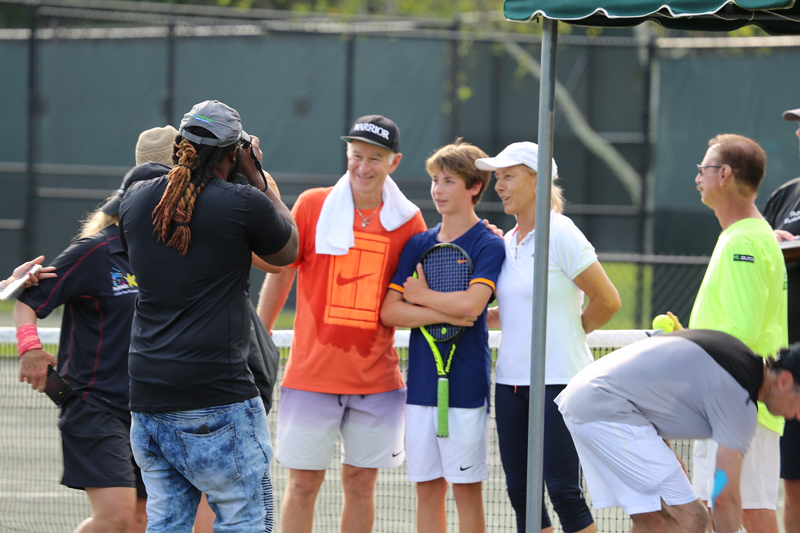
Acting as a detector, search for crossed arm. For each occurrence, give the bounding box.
[380,264,491,329]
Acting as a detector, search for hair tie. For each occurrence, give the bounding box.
[178,164,193,170]
[175,222,188,227]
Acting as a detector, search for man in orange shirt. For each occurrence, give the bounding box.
[257,115,426,533]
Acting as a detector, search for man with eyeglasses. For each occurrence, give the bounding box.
[671,133,788,533]
[763,108,800,533]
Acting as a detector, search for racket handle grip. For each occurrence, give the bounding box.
[436,377,449,438]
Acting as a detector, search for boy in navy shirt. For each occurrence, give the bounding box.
[381,140,504,533]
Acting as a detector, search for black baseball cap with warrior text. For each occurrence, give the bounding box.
[341,115,400,153]
[179,100,251,147]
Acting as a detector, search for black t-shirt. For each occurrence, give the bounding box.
[764,177,800,343]
[119,175,293,412]
[18,225,137,420]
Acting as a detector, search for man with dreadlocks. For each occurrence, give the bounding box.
[119,100,298,533]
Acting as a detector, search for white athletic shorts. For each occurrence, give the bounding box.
[692,424,780,509]
[275,387,406,470]
[405,403,489,484]
[563,418,697,516]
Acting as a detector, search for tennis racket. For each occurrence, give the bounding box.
[414,243,473,438]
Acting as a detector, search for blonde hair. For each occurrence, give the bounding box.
[78,208,118,240]
[524,166,565,214]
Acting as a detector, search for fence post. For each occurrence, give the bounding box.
[23,0,39,263]
[343,33,354,170]
[162,12,176,125]
[445,15,461,143]
[635,35,656,327]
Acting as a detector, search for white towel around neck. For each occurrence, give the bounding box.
[315,172,420,256]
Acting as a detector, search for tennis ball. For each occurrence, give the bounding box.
[652,314,674,333]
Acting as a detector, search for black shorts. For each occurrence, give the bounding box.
[58,399,146,498]
[781,418,800,480]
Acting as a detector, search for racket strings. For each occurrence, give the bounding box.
[421,246,472,341]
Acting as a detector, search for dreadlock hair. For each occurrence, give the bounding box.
[151,127,237,256]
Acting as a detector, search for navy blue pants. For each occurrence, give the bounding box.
[781,419,800,479]
[495,384,594,533]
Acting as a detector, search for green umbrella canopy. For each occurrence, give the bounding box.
[504,0,800,34]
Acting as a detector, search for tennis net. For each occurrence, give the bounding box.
[0,328,688,533]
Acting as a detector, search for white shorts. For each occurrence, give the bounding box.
[563,418,697,516]
[275,387,406,470]
[405,403,489,484]
[692,424,780,509]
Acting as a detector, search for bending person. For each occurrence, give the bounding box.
[477,142,621,533]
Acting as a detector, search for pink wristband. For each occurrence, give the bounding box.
[16,324,42,357]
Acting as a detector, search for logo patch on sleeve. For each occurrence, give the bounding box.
[732,254,754,263]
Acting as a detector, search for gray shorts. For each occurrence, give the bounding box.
[276,387,406,470]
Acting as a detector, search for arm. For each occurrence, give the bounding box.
[1,256,56,292]
[254,186,299,267]
[573,261,621,334]
[257,266,297,333]
[14,300,57,392]
[774,229,796,242]
[251,253,283,274]
[711,445,744,533]
[263,170,280,199]
[487,306,500,329]
[380,289,475,329]
[241,135,299,267]
[403,264,495,318]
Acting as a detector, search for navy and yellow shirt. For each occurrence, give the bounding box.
[389,221,505,408]
[18,225,137,421]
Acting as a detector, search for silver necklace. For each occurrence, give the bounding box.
[355,206,379,227]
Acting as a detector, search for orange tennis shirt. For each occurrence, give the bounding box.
[282,187,427,395]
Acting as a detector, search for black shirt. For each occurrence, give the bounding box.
[764,177,800,343]
[119,175,292,412]
[18,225,137,421]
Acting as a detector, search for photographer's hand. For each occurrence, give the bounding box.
[241,136,270,193]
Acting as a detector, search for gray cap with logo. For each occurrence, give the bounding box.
[179,100,251,147]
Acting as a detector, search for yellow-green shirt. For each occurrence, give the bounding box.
[689,217,788,434]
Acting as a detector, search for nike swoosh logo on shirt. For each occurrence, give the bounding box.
[336,272,375,285]
[457,259,468,264]
[392,451,404,457]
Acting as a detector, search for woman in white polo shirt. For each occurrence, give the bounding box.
[478,142,621,533]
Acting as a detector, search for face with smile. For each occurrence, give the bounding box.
[429,167,480,216]
[493,164,536,217]
[346,140,401,206]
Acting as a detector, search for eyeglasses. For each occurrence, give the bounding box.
[696,164,722,175]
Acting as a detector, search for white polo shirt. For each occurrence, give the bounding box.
[495,211,597,386]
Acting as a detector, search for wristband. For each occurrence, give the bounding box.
[16,324,42,357]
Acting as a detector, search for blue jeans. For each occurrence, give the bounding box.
[131,397,273,533]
